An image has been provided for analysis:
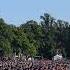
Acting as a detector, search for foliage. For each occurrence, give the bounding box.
[0,13,70,59]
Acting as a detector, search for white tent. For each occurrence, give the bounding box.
[28,57,32,61]
[54,54,63,61]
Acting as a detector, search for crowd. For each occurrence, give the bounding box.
[0,56,70,70]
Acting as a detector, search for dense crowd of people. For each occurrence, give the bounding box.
[0,56,70,70]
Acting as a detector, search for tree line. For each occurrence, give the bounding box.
[0,13,70,59]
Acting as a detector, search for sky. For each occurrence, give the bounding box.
[0,0,70,26]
